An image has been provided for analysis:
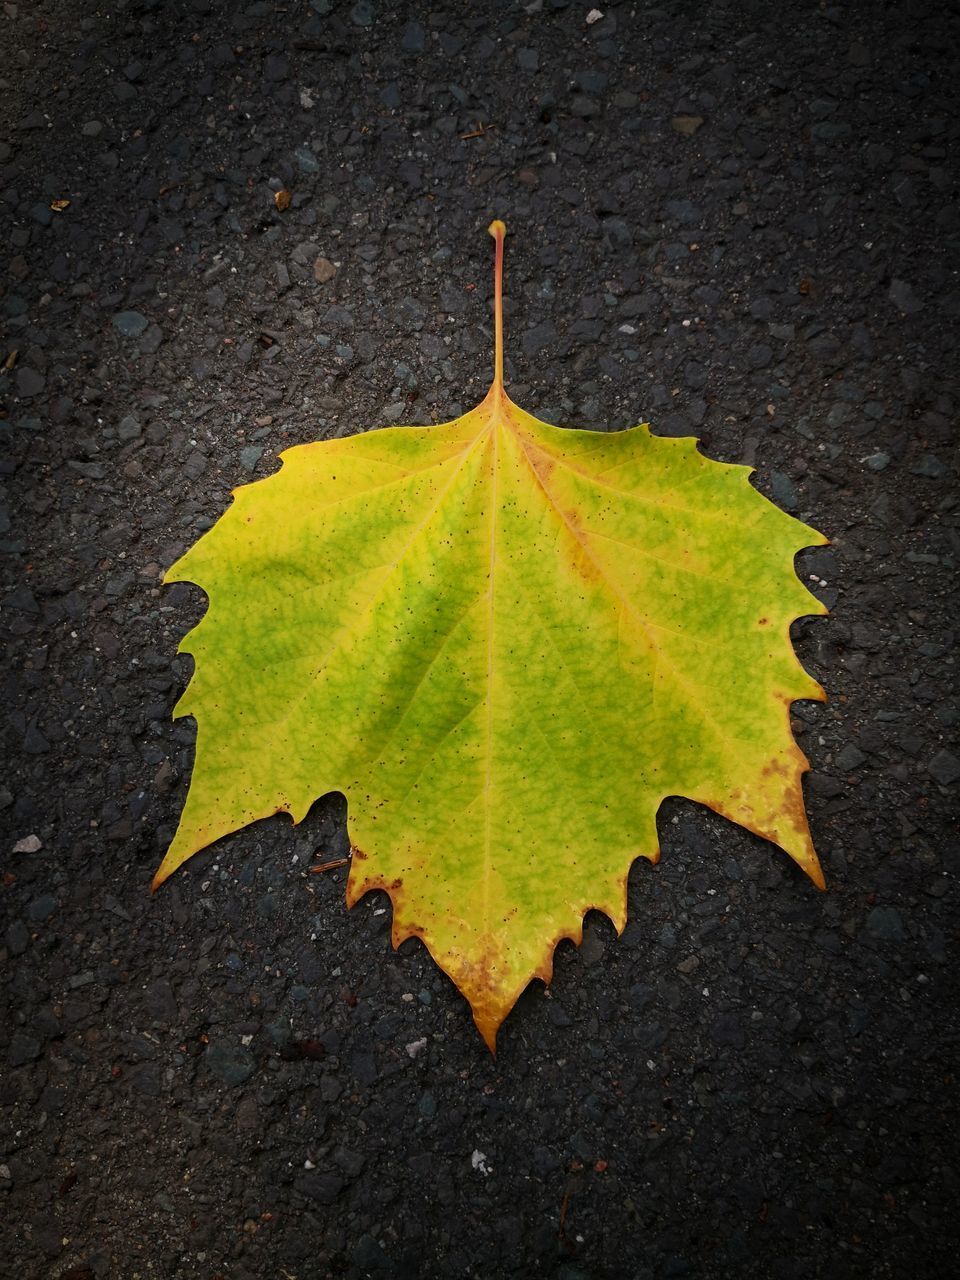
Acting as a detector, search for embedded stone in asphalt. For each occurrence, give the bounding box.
[112,311,149,338]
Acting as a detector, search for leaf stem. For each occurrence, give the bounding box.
[488,219,506,391]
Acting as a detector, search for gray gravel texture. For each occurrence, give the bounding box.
[1,1,959,1277]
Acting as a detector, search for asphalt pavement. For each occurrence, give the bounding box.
[1,1,958,1277]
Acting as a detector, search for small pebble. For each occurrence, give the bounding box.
[350,0,375,26]
[863,451,890,471]
[15,366,45,397]
[888,278,923,314]
[112,310,149,338]
[928,750,960,787]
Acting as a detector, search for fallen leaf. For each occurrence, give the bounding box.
[153,221,828,1050]
[273,188,291,212]
[50,198,71,212]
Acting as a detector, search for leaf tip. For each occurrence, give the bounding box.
[487,218,506,240]
[475,1014,499,1055]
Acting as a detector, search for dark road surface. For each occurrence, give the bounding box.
[1,1,958,1276]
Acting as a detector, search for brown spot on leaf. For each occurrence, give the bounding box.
[760,755,789,778]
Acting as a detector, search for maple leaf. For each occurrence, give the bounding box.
[153,220,828,1050]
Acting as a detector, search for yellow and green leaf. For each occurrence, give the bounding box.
[154,221,828,1049]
